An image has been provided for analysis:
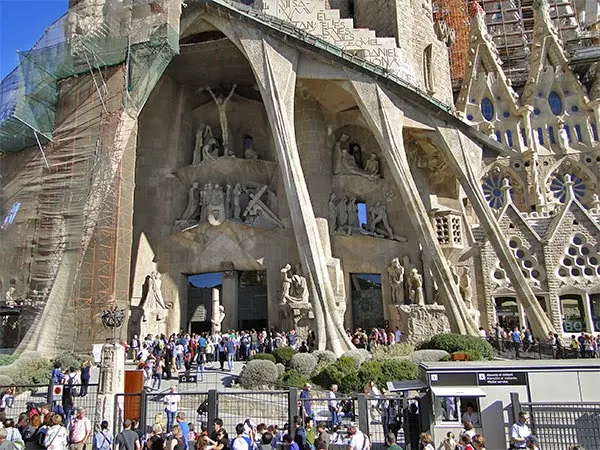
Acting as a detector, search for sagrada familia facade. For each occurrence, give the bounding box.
[0,0,598,354]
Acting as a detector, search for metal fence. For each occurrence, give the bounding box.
[522,402,600,450]
[491,338,586,360]
[0,383,99,418]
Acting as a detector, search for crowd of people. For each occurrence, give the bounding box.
[485,324,600,359]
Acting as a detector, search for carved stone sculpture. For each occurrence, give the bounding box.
[179,182,200,221]
[232,183,243,220]
[459,267,473,309]
[364,153,380,176]
[347,197,359,229]
[207,183,226,226]
[202,137,220,161]
[193,126,205,164]
[243,185,283,228]
[206,84,236,154]
[332,134,350,174]
[142,271,170,322]
[557,119,569,152]
[408,268,424,306]
[211,288,225,334]
[4,287,16,308]
[388,257,404,304]
[367,202,395,238]
[328,193,338,233]
[243,136,258,159]
[280,264,313,328]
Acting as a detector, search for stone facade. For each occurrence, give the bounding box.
[0,0,598,353]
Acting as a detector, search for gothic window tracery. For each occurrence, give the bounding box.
[557,234,600,281]
[549,173,586,203]
[482,175,508,209]
[548,91,563,115]
[507,237,545,284]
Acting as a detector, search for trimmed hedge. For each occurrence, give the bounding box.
[273,347,296,367]
[239,360,279,389]
[409,349,451,363]
[53,352,86,370]
[289,353,318,377]
[419,333,493,360]
[341,349,371,368]
[0,355,18,367]
[372,343,414,360]
[312,350,337,366]
[279,369,309,388]
[249,353,276,363]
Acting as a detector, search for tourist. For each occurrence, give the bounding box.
[131,335,140,361]
[164,386,180,432]
[347,425,370,450]
[147,424,166,450]
[44,415,68,450]
[442,432,456,450]
[282,434,299,450]
[315,423,330,449]
[472,434,486,450]
[93,421,112,450]
[293,417,306,450]
[116,420,141,450]
[69,408,91,450]
[459,434,474,450]
[0,387,15,410]
[509,412,531,449]
[231,423,251,450]
[224,337,236,372]
[176,413,190,450]
[511,327,522,359]
[210,419,228,444]
[51,363,64,386]
[300,384,313,418]
[384,433,400,450]
[313,438,326,450]
[461,422,476,440]
[327,385,341,427]
[3,419,24,449]
[525,435,539,450]
[305,418,316,450]
[168,426,186,450]
[569,335,580,357]
[0,429,15,450]
[62,368,79,424]
[154,357,165,390]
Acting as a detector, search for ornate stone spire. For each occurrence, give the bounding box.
[501,178,513,206]
[563,174,575,202]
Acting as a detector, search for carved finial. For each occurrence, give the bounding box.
[563,174,575,201]
[592,193,600,210]
[501,178,513,205]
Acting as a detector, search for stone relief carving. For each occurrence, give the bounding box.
[388,257,404,304]
[141,271,171,322]
[205,84,237,155]
[243,136,259,160]
[327,194,406,241]
[459,267,473,308]
[211,305,225,334]
[174,183,282,232]
[280,264,313,328]
[333,134,381,179]
[433,20,456,47]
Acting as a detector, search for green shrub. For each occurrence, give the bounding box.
[312,356,356,390]
[239,360,279,389]
[272,347,296,367]
[357,360,383,389]
[11,358,53,385]
[53,351,86,370]
[419,333,493,360]
[409,349,451,363]
[312,350,337,366]
[279,369,309,388]
[372,343,414,360]
[0,355,18,367]
[290,353,318,377]
[455,350,482,361]
[249,353,276,363]
[339,371,362,394]
[0,373,15,386]
[341,349,371,368]
[378,359,418,385]
[275,363,286,377]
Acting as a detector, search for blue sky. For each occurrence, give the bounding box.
[0,0,68,79]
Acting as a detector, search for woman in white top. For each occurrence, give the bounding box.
[419,433,435,450]
[44,415,69,450]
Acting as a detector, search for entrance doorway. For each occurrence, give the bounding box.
[238,270,268,330]
[351,273,383,330]
[188,273,222,334]
[495,297,520,330]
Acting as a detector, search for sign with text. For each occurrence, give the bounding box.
[477,371,527,386]
[178,374,197,383]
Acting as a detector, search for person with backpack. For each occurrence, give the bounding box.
[3,419,24,450]
[115,420,141,450]
[44,415,68,450]
[93,421,113,450]
[62,368,79,424]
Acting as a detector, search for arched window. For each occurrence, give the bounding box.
[506,130,513,147]
[537,128,544,145]
[565,125,572,142]
[481,98,494,121]
[574,124,583,142]
[495,131,502,143]
[520,128,527,146]
[548,91,563,115]
[548,126,556,144]
[592,123,598,141]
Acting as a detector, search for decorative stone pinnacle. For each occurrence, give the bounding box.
[563,174,575,201]
[591,193,600,210]
[501,178,513,205]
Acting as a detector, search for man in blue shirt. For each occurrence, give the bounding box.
[176,413,190,450]
[299,384,313,418]
[511,327,522,359]
[224,337,236,372]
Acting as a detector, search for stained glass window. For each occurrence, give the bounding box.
[482,176,510,209]
[481,97,494,121]
[548,92,563,115]
[549,174,586,203]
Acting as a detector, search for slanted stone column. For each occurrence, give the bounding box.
[95,343,125,430]
[347,80,479,336]
[235,35,353,355]
[434,126,556,339]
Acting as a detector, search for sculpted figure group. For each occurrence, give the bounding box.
[176,182,281,230]
[328,193,405,242]
[280,264,313,327]
[388,256,424,305]
[332,135,381,179]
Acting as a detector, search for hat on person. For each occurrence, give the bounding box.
[525,435,538,445]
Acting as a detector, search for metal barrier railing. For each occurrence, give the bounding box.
[522,402,600,450]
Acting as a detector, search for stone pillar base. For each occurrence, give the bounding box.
[391,304,451,346]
